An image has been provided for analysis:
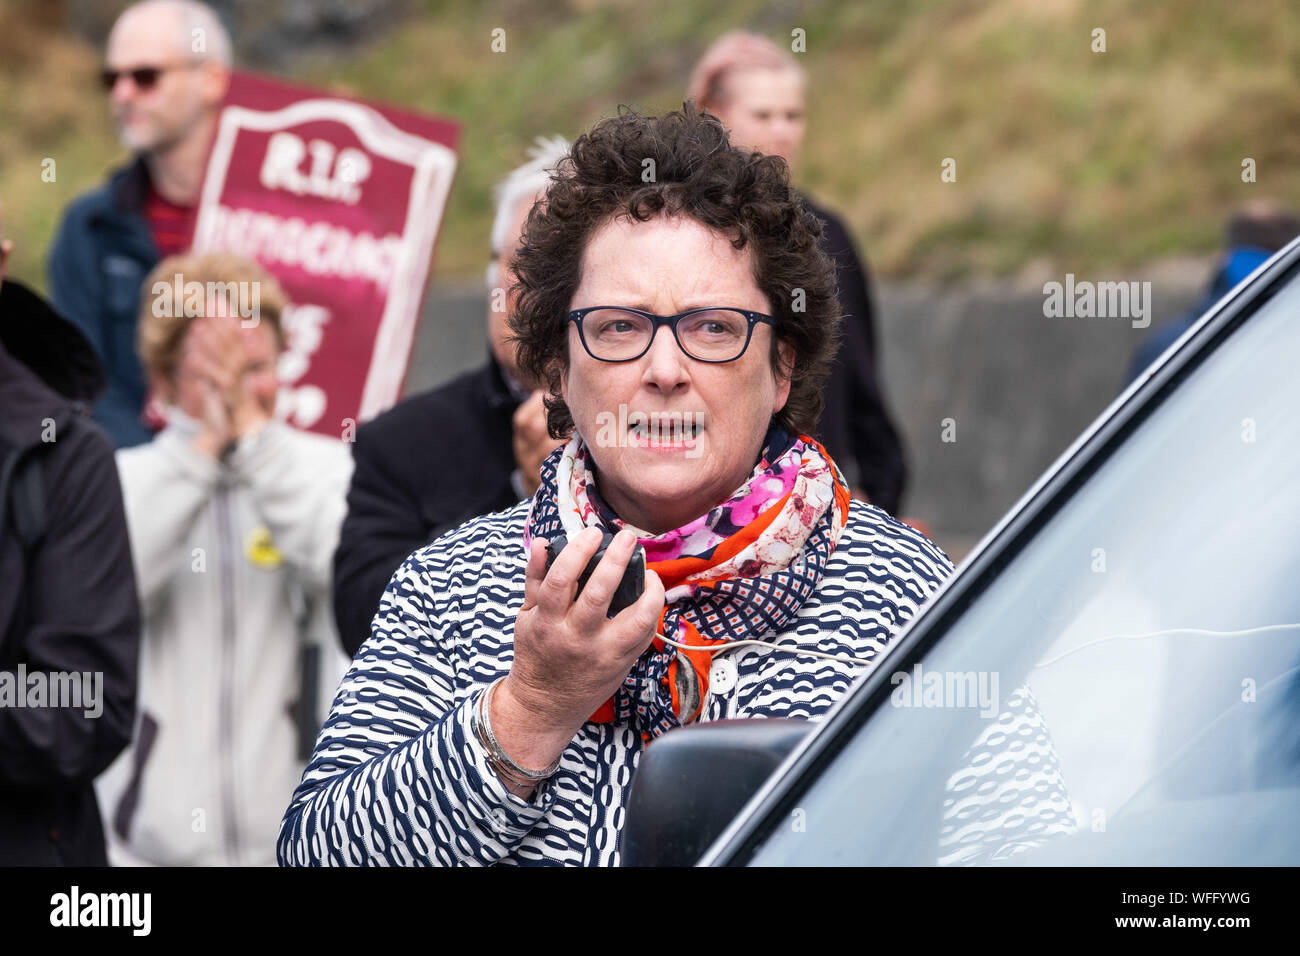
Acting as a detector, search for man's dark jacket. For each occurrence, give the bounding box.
[0,279,140,866]
[333,357,523,657]
[48,157,160,449]
[802,194,908,516]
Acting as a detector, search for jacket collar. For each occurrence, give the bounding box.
[108,155,153,215]
[481,351,528,412]
[77,155,154,233]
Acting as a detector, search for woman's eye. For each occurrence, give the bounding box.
[595,319,636,336]
[701,318,742,336]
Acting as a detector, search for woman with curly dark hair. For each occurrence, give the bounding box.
[278,104,957,866]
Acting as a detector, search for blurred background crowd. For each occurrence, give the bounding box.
[4,0,1298,555]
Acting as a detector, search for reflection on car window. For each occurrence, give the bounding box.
[749,268,1300,866]
[936,683,1076,864]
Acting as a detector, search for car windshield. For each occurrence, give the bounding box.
[743,262,1300,866]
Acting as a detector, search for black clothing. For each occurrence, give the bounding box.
[332,356,523,656]
[802,194,908,515]
[0,279,140,866]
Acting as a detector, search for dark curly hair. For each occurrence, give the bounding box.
[509,102,841,440]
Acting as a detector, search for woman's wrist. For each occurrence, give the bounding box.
[475,695,543,800]
[489,676,581,777]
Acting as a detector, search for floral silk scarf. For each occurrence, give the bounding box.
[523,424,851,740]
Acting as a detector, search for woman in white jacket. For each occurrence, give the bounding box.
[96,252,353,866]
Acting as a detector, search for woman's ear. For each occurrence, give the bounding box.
[772,340,795,412]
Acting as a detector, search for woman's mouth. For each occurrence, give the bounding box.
[627,412,705,449]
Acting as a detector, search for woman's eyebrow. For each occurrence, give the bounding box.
[580,300,651,311]
[596,303,723,314]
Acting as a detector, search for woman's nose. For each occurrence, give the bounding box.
[641,326,690,390]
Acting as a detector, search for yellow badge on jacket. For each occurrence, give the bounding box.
[245,526,283,569]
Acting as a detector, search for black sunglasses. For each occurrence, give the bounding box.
[100,62,196,92]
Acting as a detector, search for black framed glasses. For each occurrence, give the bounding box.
[568,306,778,363]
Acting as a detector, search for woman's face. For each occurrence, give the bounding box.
[562,214,793,534]
[710,66,806,171]
[166,318,281,420]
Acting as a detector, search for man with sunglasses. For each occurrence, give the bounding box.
[48,0,231,448]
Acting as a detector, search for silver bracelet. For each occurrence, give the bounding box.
[470,686,524,786]
[477,677,563,782]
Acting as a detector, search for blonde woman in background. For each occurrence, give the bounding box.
[96,252,352,865]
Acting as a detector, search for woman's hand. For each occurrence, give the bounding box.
[511,390,562,496]
[186,317,270,457]
[182,320,237,459]
[189,318,243,409]
[191,376,233,460]
[491,526,664,781]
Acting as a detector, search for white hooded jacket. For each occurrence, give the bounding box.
[96,414,354,866]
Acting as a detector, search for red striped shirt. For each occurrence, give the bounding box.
[144,188,194,258]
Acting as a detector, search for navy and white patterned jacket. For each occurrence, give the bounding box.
[278,498,1046,866]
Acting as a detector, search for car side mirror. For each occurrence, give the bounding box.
[621,717,811,866]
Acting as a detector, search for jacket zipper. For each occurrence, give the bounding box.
[213,484,241,865]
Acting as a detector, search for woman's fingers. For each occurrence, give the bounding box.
[570,528,637,627]
[190,323,227,368]
[533,525,604,620]
[611,567,664,657]
[194,317,246,379]
[198,378,231,434]
[519,528,659,691]
[520,539,549,610]
[188,350,227,387]
[511,532,664,728]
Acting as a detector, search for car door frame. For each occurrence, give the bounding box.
[699,236,1300,867]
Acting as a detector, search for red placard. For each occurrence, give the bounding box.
[191,72,459,435]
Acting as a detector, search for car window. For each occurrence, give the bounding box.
[742,264,1300,866]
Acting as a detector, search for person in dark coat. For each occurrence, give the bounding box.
[0,213,140,866]
[688,31,908,515]
[801,194,907,515]
[47,0,232,447]
[332,139,571,657]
